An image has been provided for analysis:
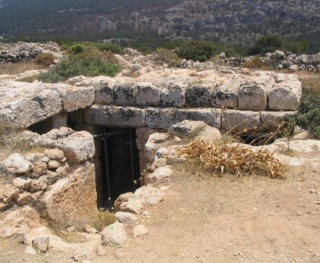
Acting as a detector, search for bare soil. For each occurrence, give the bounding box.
[1,163,320,263]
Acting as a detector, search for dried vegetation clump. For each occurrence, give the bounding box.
[180,138,286,179]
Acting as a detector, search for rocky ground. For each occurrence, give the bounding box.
[0,154,319,263]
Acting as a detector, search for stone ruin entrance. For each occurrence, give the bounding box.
[94,127,141,208]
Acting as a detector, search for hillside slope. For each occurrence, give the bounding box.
[0,0,320,49]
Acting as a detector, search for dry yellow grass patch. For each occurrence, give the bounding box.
[180,138,286,179]
[0,60,43,75]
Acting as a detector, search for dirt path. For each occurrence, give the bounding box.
[1,164,320,263]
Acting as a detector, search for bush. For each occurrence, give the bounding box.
[70,43,85,54]
[242,57,264,68]
[152,48,181,67]
[247,35,282,55]
[177,40,217,62]
[81,42,124,54]
[35,53,55,66]
[38,47,121,83]
[282,91,320,139]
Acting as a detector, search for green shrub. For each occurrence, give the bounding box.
[35,53,55,66]
[283,40,308,54]
[81,41,124,54]
[282,90,320,139]
[38,47,121,83]
[70,43,85,54]
[152,48,181,67]
[177,40,217,62]
[247,35,282,55]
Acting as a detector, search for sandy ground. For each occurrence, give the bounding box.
[0,163,320,263]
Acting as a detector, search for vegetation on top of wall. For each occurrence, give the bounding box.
[38,47,121,83]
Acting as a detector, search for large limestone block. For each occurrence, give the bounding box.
[135,82,160,106]
[212,80,238,108]
[160,85,185,107]
[53,84,95,112]
[85,105,146,127]
[0,83,62,129]
[185,84,213,107]
[238,83,267,111]
[113,83,136,106]
[145,108,174,129]
[95,85,113,105]
[173,108,221,129]
[221,110,261,134]
[261,111,295,131]
[269,82,302,111]
[40,161,98,226]
[57,131,95,163]
[101,222,127,247]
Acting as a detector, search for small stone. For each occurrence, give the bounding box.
[84,225,98,234]
[12,177,31,191]
[25,246,37,255]
[119,198,143,214]
[15,192,33,206]
[44,148,64,160]
[48,160,60,170]
[67,226,76,233]
[32,236,49,253]
[133,224,148,237]
[40,156,50,163]
[0,184,20,204]
[96,246,106,256]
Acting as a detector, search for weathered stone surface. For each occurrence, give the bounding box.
[134,185,164,206]
[30,177,47,192]
[133,224,148,237]
[0,83,62,129]
[115,212,138,224]
[15,192,33,206]
[144,166,173,184]
[114,192,134,212]
[67,76,115,90]
[32,236,49,253]
[119,197,144,214]
[95,85,113,105]
[198,126,222,142]
[53,84,95,112]
[160,85,185,107]
[25,246,37,255]
[169,120,206,138]
[40,162,98,226]
[48,160,60,170]
[57,131,95,163]
[12,177,31,190]
[85,105,146,128]
[238,83,267,111]
[0,184,20,204]
[221,110,261,134]
[212,80,238,108]
[44,149,64,160]
[101,222,127,247]
[261,111,295,131]
[145,108,174,129]
[269,82,302,111]
[113,83,136,106]
[1,153,33,174]
[135,82,160,106]
[185,84,213,107]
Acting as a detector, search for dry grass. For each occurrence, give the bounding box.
[296,71,320,94]
[180,138,286,179]
[0,60,44,75]
[17,74,39,83]
[94,209,116,232]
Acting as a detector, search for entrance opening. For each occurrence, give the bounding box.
[95,127,141,208]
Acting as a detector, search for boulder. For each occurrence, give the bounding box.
[48,160,60,170]
[144,166,173,184]
[119,197,144,214]
[40,161,98,226]
[169,120,206,138]
[134,185,164,206]
[1,153,33,175]
[198,126,222,142]
[289,64,299,72]
[101,222,127,247]
[12,177,31,190]
[135,82,160,106]
[57,131,95,163]
[115,212,138,224]
[114,192,135,212]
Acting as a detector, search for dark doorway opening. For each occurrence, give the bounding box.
[95,127,141,208]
